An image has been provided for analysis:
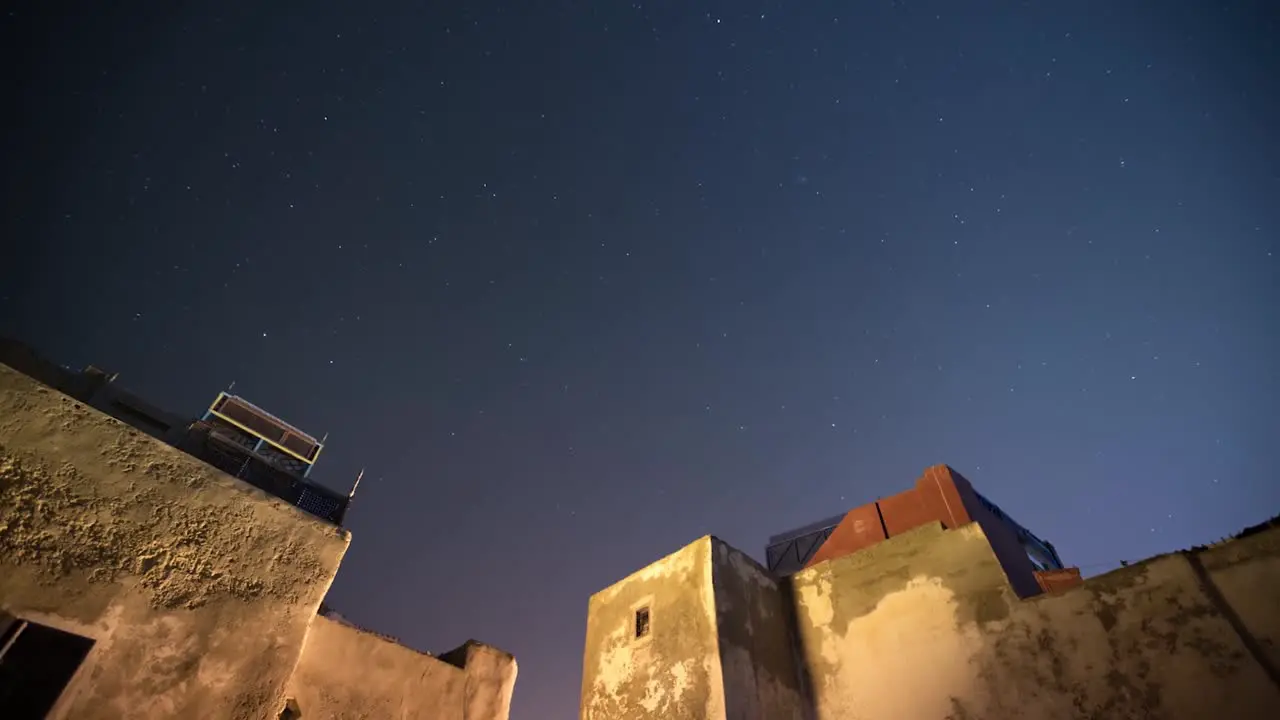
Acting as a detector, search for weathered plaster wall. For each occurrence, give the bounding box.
[0,364,350,719]
[437,640,519,720]
[285,614,467,720]
[710,540,807,720]
[791,522,1015,719]
[1200,526,1280,674]
[580,536,725,720]
[791,520,1280,720]
[975,548,1278,720]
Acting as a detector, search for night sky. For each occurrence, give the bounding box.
[3,1,1278,717]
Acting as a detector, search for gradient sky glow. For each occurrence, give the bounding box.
[3,2,1278,717]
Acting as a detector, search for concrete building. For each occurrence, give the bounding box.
[581,464,1280,720]
[0,340,517,720]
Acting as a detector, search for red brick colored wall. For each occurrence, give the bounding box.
[804,465,975,570]
[918,464,973,529]
[876,468,974,537]
[1035,567,1085,594]
[805,503,887,568]
[875,487,933,536]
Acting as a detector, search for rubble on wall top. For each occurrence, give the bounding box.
[1232,514,1280,541]
[1181,513,1280,555]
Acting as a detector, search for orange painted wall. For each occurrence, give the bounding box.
[1034,567,1085,594]
[805,503,887,567]
[805,465,975,571]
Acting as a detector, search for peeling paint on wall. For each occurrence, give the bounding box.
[790,520,1280,720]
[582,536,808,720]
[799,572,991,718]
[580,537,721,720]
[585,514,1280,720]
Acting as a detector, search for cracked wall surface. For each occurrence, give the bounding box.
[0,363,350,719]
[790,521,1280,720]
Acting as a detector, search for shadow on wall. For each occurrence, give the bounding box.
[775,575,818,720]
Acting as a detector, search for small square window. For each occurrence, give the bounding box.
[634,606,650,639]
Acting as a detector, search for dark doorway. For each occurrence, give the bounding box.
[0,619,95,719]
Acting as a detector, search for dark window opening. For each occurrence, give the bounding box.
[0,620,95,720]
[635,606,651,639]
[279,697,303,719]
[1026,551,1049,572]
[1025,543,1061,572]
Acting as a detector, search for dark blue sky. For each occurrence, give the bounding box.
[3,1,1277,716]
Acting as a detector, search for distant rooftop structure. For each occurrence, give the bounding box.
[0,336,352,525]
[765,513,847,578]
[765,465,1066,598]
[183,391,349,524]
[203,392,326,477]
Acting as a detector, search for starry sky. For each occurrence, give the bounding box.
[3,1,1278,716]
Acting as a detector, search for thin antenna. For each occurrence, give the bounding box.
[320,431,330,445]
[348,468,365,500]
[227,380,237,392]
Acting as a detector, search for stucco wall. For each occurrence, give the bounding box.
[436,640,519,720]
[976,547,1278,720]
[580,536,725,720]
[0,363,350,719]
[1199,525,1280,674]
[710,540,807,720]
[791,522,1015,718]
[791,520,1280,720]
[285,614,466,720]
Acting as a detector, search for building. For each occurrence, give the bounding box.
[0,338,352,526]
[0,339,517,720]
[581,465,1280,720]
[766,466,1072,597]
